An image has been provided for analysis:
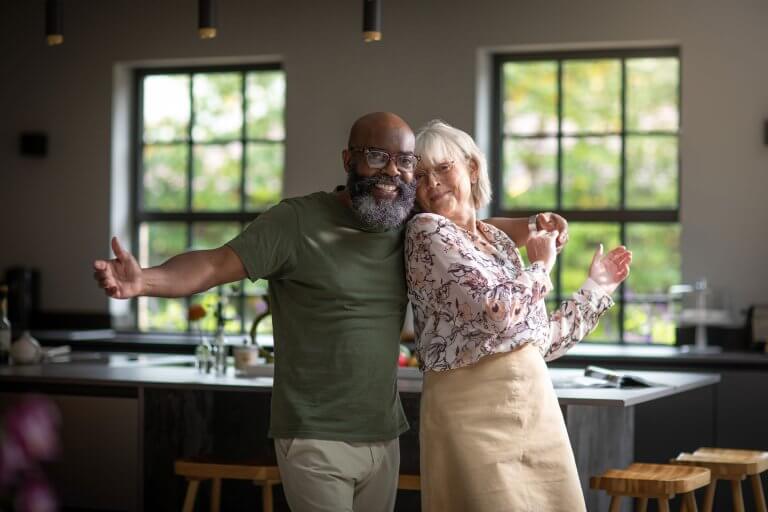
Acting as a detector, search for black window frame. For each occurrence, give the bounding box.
[131,63,285,333]
[491,47,681,344]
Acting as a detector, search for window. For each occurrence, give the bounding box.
[492,48,680,344]
[133,64,285,334]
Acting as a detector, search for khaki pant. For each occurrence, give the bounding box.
[274,437,400,512]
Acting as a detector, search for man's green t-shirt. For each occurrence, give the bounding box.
[227,191,409,441]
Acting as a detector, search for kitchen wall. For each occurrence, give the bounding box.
[1,0,766,319]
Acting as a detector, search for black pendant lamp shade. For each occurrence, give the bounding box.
[363,0,381,42]
[198,0,217,39]
[45,0,63,46]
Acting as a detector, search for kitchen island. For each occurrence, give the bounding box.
[0,358,718,512]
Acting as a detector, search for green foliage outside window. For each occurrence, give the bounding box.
[499,51,680,344]
[135,66,285,333]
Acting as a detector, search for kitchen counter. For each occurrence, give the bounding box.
[561,343,768,369]
[0,356,719,512]
[0,357,719,407]
[32,329,768,368]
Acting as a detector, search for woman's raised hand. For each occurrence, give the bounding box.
[588,244,632,294]
[526,230,559,273]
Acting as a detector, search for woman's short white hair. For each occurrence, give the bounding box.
[414,119,492,210]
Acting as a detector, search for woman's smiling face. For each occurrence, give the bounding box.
[415,156,477,222]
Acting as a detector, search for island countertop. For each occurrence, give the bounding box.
[0,356,720,407]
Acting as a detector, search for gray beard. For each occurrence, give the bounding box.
[346,164,416,230]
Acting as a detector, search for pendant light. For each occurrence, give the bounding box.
[198,0,217,39]
[46,0,63,46]
[363,0,381,42]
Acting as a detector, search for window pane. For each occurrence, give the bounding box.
[560,222,621,295]
[624,223,681,299]
[501,137,557,209]
[138,297,186,331]
[244,278,269,295]
[624,302,676,345]
[503,62,558,135]
[138,222,187,267]
[192,73,243,141]
[247,71,285,140]
[550,296,620,343]
[142,75,190,143]
[191,222,241,250]
[245,295,273,337]
[192,292,241,334]
[626,135,678,208]
[626,58,679,132]
[563,60,620,134]
[142,144,188,211]
[585,303,620,342]
[246,143,283,210]
[192,143,242,211]
[562,136,620,208]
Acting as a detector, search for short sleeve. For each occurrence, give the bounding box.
[226,201,299,281]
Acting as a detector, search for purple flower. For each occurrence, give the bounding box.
[14,474,57,512]
[5,396,60,462]
[0,434,29,487]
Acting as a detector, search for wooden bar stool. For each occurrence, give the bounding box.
[398,474,420,490]
[590,462,711,512]
[174,457,281,512]
[671,447,768,512]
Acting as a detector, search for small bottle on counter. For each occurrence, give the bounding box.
[0,286,10,364]
[213,326,227,375]
[195,336,212,373]
[213,297,228,375]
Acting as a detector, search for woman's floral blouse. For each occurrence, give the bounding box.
[405,213,614,372]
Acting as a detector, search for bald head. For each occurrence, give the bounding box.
[347,112,414,150]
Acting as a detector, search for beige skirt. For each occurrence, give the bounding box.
[420,344,586,512]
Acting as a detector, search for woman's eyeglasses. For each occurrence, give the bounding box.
[414,161,455,182]
[349,146,421,173]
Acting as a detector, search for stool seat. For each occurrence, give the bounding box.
[673,448,768,478]
[175,458,281,481]
[591,463,711,512]
[398,474,420,491]
[671,447,768,512]
[174,456,281,512]
[591,463,711,497]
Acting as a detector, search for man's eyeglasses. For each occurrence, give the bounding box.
[349,147,421,173]
[414,161,455,182]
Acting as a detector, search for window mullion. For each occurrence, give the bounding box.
[555,59,564,302]
[185,73,196,331]
[618,58,628,343]
[239,71,248,333]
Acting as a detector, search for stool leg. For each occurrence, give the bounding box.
[730,479,745,512]
[183,479,200,512]
[751,474,767,512]
[682,492,697,512]
[658,497,671,512]
[210,478,221,512]
[702,480,716,512]
[609,495,621,512]
[638,497,648,512]
[262,481,276,512]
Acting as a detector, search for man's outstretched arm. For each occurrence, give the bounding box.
[93,236,247,299]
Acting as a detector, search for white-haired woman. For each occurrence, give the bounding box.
[405,120,632,512]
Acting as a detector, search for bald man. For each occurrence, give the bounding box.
[93,112,565,511]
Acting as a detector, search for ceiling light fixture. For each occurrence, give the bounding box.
[198,0,217,40]
[363,0,381,42]
[46,0,63,46]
